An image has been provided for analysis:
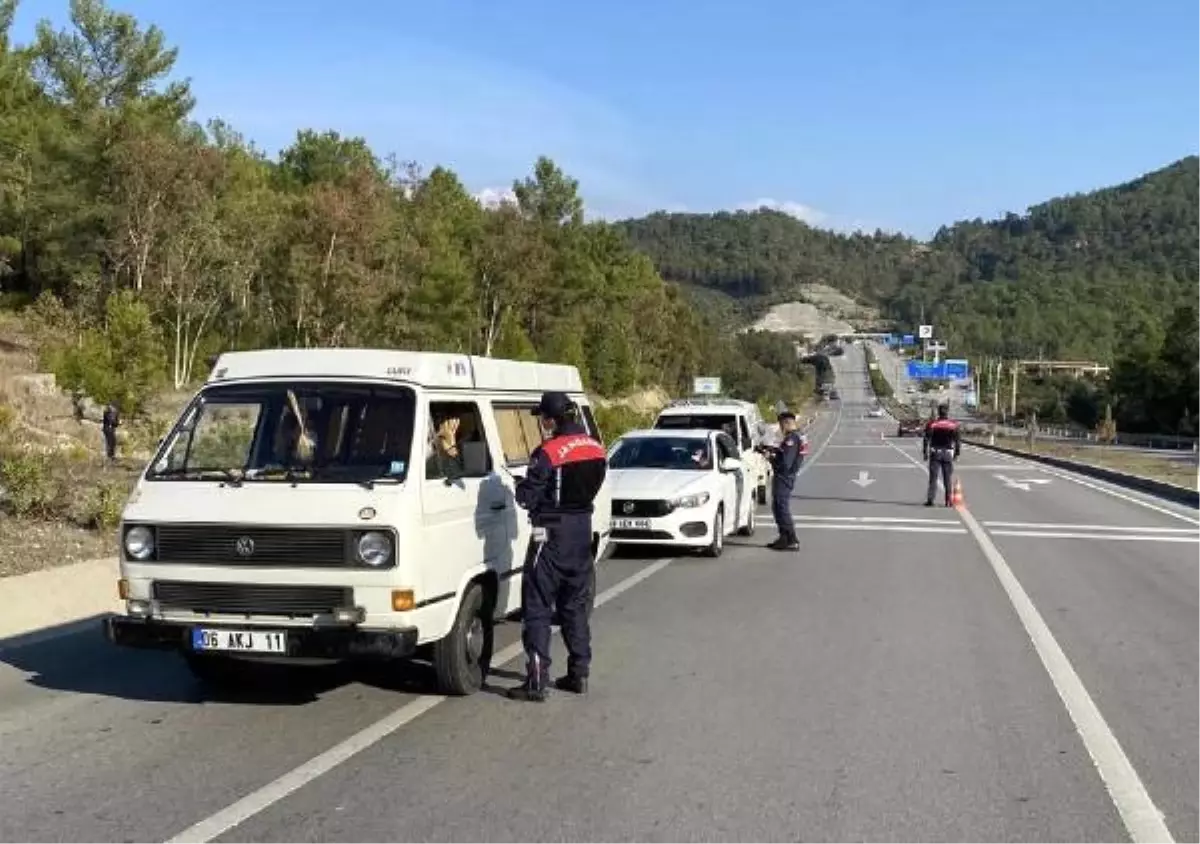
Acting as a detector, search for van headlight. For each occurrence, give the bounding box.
[356,531,392,567]
[123,525,155,561]
[669,492,710,509]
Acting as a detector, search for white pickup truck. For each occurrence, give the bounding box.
[652,397,775,505]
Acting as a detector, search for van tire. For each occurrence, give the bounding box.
[433,580,494,696]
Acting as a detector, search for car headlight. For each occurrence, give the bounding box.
[669,491,711,509]
[123,525,155,561]
[356,531,392,567]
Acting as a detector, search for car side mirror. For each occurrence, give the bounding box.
[720,457,742,473]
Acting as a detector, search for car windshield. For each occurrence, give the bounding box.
[609,436,711,471]
[147,382,417,485]
[655,413,739,441]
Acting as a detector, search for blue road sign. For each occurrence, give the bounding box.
[944,359,969,379]
[901,334,915,346]
[906,360,947,379]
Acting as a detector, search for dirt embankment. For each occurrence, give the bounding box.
[747,283,883,340]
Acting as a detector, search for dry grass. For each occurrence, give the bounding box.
[991,435,1198,490]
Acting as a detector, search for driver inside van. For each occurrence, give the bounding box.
[267,410,317,468]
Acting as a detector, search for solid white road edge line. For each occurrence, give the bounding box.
[984,521,1198,534]
[968,445,1199,526]
[793,523,965,535]
[988,530,1198,544]
[163,556,677,844]
[955,506,1175,844]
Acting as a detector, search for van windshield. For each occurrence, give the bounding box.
[147,382,416,485]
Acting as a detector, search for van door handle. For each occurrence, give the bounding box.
[490,502,508,510]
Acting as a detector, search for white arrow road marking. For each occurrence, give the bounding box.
[994,474,1053,492]
[849,470,876,488]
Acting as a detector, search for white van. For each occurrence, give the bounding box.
[652,397,774,505]
[103,348,612,696]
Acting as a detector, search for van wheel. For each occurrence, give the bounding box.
[702,508,724,558]
[737,500,756,537]
[433,581,494,696]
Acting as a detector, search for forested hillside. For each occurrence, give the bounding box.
[619,158,1199,434]
[0,0,817,420]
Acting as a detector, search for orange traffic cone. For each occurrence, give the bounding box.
[950,478,964,507]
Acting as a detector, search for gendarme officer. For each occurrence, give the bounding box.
[760,410,805,551]
[507,391,608,702]
[922,402,961,506]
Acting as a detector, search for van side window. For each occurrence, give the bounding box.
[492,404,544,466]
[580,404,602,444]
[426,401,493,481]
[738,418,753,451]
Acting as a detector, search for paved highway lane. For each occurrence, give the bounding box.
[0,343,1192,843]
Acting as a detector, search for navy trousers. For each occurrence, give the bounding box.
[771,476,796,538]
[522,515,593,682]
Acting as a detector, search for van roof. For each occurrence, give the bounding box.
[659,397,758,414]
[206,348,584,393]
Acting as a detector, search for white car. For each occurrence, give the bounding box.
[866,407,885,418]
[606,428,757,558]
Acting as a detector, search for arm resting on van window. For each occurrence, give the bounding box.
[515,448,552,514]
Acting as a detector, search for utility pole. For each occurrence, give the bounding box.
[992,360,1002,414]
[1010,360,1019,419]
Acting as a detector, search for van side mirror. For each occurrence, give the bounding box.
[720,457,743,473]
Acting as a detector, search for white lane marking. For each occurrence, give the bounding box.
[164,557,677,844]
[796,523,966,535]
[984,521,1198,534]
[989,530,1199,544]
[807,462,926,469]
[792,515,959,525]
[824,444,894,449]
[956,506,1175,843]
[966,445,1199,526]
[881,439,927,471]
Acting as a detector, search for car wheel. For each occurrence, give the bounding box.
[432,580,495,696]
[702,507,724,558]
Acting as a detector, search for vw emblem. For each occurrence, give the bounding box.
[622,502,636,514]
[235,536,255,557]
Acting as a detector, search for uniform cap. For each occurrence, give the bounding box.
[532,391,572,418]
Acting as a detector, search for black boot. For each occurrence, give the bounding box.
[555,674,588,695]
[767,535,787,549]
[506,678,548,702]
[783,533,800,551]
[924,499,934,506]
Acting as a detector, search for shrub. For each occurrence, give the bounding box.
[0,451,56,517]
[40,291,167,416]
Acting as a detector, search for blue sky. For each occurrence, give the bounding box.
[11,0,1199,236]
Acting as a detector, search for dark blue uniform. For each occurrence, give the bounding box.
[511,419,607,699]
[923,414,961,506]
[768,430,805,549]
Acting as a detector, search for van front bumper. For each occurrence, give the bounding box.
[102,616,419,660]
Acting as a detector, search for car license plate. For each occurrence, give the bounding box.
[613,518,652,530]
[191,627,287,654]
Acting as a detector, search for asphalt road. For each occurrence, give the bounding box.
[0,344,1196,843]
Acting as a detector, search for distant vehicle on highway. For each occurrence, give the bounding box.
[896,418,923,437]
[866,407,884,418]
[829,389,840,400]
[606,428,757,558]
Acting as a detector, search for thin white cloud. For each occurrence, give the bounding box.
[736,198,828,225]
[473,187,518,209]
